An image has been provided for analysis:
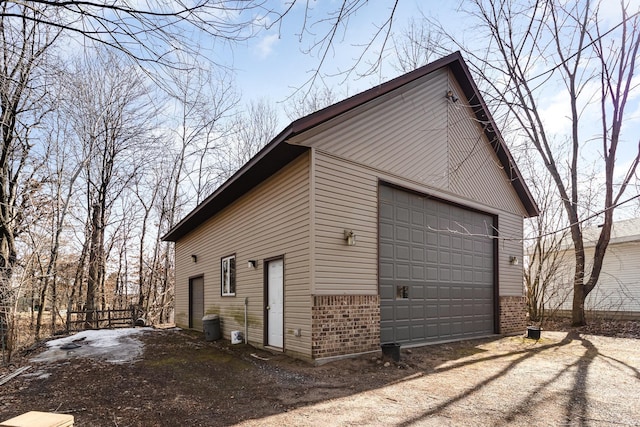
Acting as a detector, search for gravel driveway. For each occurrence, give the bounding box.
[238,331,640,427]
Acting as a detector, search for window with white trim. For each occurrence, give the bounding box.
[221,255,236,296]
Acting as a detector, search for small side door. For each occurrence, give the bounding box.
[189,276,204,331]
[265,258,284,348]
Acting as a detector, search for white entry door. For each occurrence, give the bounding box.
[266,258,284,348]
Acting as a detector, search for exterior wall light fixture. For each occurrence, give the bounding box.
[248,260,257,269]
[445,90,458,103]
[344,229,356,246]
[509,256,519,265]
[191,254,198,263]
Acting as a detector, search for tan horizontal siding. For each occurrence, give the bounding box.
[174,153,311,357]
[497,212,525,297]
[313,152,379,295]
[292,70,450,191]
[174,241,190,328]
[447,71,526,216]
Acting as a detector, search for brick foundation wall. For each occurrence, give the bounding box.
[499,296,527,334]
[311,295,380,359]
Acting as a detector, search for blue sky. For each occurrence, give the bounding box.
[229,1,453,105]
[215,0,640,218]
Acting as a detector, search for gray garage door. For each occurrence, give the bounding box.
[379,185,495,345]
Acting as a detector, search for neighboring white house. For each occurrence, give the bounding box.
[544,217,640,318]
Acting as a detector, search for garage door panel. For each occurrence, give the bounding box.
[451,304,462,317]
[426,286,438,299]
[396,325,411,341]
[396,225,410,242]
[411,228,425,244]
[380,186,496,345]
[411,324,425,340]
[380,262,394,280]
[450,286,462,299]
[451,252,462,266]
[426,324,438,336]
[396,206,410,223]
[411,211,424,226]
[380,326,395,343]
[439,287,450,299]
[439,322,451,336]
[411,284,424,299]
[411,305,424,319]
[463,239,473,251]
[396,244,410,260]
[452,269,463,282]
[463,270,473,282]
[380,304,395,319]
[396,263,410,279]
[451,236,463,250]
[396,304,410,320]
[411,246,424,261]
[451,322,463,335]
[411,265,425,280]
[426,304,438,316]
[380,284,395,300]
[426,232,438,245]
[380,222,394,239]
[438,304,451,317]
[380,241,394,258]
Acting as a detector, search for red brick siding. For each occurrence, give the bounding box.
[311,295,380,359]
[499,296,527,334]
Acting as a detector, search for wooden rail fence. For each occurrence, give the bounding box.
[66,307,137,332]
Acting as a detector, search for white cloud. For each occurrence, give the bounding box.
[538,88,572,135]
[255,33,280,59]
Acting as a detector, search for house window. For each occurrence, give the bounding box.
[221,255,236,296]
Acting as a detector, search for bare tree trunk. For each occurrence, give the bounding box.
[85,202,104,326]
[418,0,640,326]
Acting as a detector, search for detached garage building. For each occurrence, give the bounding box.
[163,52,538,362]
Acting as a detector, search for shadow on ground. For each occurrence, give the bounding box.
[2,328,638,426]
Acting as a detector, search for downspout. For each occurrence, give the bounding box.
[244,297,248,344]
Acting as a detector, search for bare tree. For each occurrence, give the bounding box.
[0,3,59,360]
[416,0,640,325]
[388,1,640,326]
[0,0,264,67]
[391,17,443,74]
[165,59,239,209]
[523,168,571,323]
[33,115,86,339]
[215,99,280,181]
[284,85,342,122]
[64,48,159,325]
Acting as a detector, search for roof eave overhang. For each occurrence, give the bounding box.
[163,51,539,242]
[162,138,308,242]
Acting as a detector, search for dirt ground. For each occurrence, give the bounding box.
[1,321,640,427]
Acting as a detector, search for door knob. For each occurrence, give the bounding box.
[266,306,270,310]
